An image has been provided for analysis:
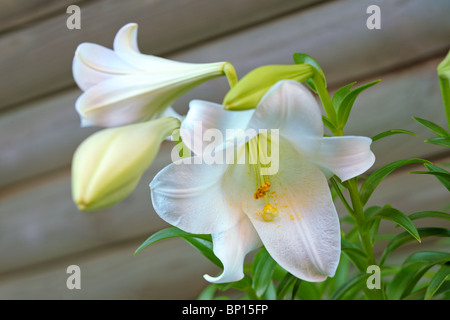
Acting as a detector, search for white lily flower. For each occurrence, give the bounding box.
[150,80,375,283]
[73,22,229,127]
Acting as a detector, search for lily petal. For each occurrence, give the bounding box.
[204,217,262,283]
[73,43,138,91]
[150,160,252,235]
[316,136,375,181]
[247,80,324,156]
[244,140,341,282]
[113,23,224,74]
[181,100,255,155]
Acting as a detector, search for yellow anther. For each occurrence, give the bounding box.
[262,203,279,222]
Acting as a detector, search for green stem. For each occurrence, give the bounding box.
[438,77,450,131]
[223,62,239,89]
[346,178,385,300]
[314,74,337,129]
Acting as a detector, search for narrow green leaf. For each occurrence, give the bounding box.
[371,206,421,242]
[380,228,450,266]
[252,248,278,298]
[360,159,431,206]
[387,263,431,300]
[411,163,450,191]
[276,272,297,300]
[403,251,450,267]
[293,53,326,92]
[322,116,336,132]
[341,237,367,272]
[197,284,217,300]
[291,279,302,300]
[425,136,450,147]
[408,211,450,222]
[296,281,322,300]
[371,129,417,142]
[337,80,380,129]
[183,237,222,268]
[331,82,356,111]
[134,226,211,254]
[425,264,450,300]
[329,272,367,300]
[412,117,450,137]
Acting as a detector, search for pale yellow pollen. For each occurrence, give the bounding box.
[261,203,279,222]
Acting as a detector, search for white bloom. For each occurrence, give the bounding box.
[73,23,228,127]
[150,80,375,283]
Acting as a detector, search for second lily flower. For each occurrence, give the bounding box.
[73,23,233,127]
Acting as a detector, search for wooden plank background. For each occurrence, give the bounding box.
[0,0,449,299]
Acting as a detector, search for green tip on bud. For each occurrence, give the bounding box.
[72,117,180,211]
[223,64,314,110]
[437,50,450,79]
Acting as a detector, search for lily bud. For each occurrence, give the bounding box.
[73,22,230,127]
[72,117,180,211]
[437,50,450,80]
[223,64,314,110]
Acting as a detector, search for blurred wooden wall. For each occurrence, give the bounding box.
[0,0,449,299]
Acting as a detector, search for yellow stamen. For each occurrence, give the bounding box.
[262,203,279,222]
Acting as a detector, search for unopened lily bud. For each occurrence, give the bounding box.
[72,117,180,211]
[223,64,314,110]
[437,50,450,79]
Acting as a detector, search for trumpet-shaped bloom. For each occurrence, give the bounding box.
[150,80,375,283]
[72,117,180,211]
[73,23,229,127]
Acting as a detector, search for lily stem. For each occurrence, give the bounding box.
[438,77,450,131]
[346,178,384,300]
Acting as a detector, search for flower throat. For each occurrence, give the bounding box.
[248,134,279,222]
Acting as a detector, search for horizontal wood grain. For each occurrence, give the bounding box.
[0,0,85,33]
[0,237,217,299]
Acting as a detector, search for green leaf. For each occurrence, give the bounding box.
[197,284,217,300]
[252,248,278,298]
[408,210,450,222]
[276,272,297,300]
[331,82,356,111]
[371,129,417,142]
[403,251,450,266]
[296,281,322,300]
[425,264,450,300]
[322,116,336,132]
[387,263,432,300]
[183,237,223,268]
[370,205,421,243]
[329,272,367,300]
[336,80,380,129]
[380,228,450,266]
[341,237,367,272]
[293,53,326,93]
[411,163,450,191]
[412,117,450,137]
[134,226,211,255]
[425,136,450,147]
[359,158,431,206]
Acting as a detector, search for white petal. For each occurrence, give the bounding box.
[113,23,224,74]
[75,73,193,127]
[244,139,341,282]
[181,100,255,155]
[315,136,375,181]
[204,218,262,283]
[72,43,138,91]
[150,160,252,235]
[247,80,324,156]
